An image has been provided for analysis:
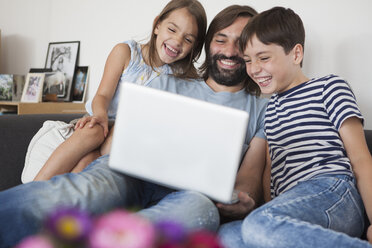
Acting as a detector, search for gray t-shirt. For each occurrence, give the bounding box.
[147,75,268,156]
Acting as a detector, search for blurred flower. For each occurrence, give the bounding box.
[15,235,54,248]
[186,230,223,248]
[155,220,188,248]
[45,207,92,243]
[88,209,155,248]
[16,208,225,248]
[156,220,187,242]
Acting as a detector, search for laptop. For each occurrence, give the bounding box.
[109,82,249,203]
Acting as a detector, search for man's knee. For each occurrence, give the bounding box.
[174,191,220,231]
[140,191,220,232]
[178,191,216,207]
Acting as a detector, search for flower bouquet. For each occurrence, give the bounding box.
[15,207,224,248]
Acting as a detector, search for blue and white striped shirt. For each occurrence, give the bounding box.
[265,75,364,198]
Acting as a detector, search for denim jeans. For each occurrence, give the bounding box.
[0,155,219,247]
[219,175,371,248]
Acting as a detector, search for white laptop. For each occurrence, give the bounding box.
[109,82,249,203]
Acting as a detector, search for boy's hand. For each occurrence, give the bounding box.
[216,191,255,220]
[367,225,372,244]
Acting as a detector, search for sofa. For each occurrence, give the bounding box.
[1,113,372,191]
[0,113,83,191]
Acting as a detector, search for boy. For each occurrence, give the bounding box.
[219,6,372,248]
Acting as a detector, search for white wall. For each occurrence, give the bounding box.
[1,0,372,129]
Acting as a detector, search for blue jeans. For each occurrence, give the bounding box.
[0,155,219,247]
[219,175,370,248]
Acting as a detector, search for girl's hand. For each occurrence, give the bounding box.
[75,115,109,137]
[216,191,255,220]
[74,116,93,129]
[367,225,372,244]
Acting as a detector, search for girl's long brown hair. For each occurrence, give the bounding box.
[147,0,207,79]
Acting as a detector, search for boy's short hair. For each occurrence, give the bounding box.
[240,7,305,55]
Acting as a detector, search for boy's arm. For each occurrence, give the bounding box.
[216,137,266,220]
[339,117,372,223]
[263,142,272,203]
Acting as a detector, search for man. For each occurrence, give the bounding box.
[196,4,267,223]
[0,5,267,247]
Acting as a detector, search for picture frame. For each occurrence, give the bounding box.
[21,73,45,103]
[43,71,67,98]
[45,41,80,101]
[12,75,25,101]
[0,74,13,101]
[72,66,89,103]
[0,74,25,101]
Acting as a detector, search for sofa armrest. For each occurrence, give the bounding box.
[0,114,83,191]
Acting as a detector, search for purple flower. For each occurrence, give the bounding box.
[15,235,54,248]
[155,220,187,243]
[45,207,92,242]
[88,209,155,248]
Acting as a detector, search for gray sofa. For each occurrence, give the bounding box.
[0,114,83,191]
[1,113,372,191]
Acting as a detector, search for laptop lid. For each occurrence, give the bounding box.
[109,82,249,203]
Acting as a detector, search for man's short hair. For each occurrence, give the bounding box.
[199,5,259,95]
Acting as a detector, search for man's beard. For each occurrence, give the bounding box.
[208,54,247,87]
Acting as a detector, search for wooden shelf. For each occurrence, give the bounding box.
[0,101,86,115]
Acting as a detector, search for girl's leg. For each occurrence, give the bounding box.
[100,124,115,155]
[240,175,370,248]
[71,149,102,173]
[34,123,105,181]
[70,124,115,173]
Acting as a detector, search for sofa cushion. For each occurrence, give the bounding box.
[22,120,75,183]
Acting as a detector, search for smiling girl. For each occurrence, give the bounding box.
[34,0,207,181]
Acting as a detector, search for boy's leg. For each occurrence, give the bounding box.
[240,175,370,248]
[218,220,244,247]
[0,155,145,247]
[34,124,105,180]
[139,190,220,232]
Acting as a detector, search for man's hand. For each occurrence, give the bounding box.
[216,191,255,220]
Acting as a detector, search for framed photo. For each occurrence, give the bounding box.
[43,71,66,98]
[72,66,89,102]
[0,74,13,101]
[0,74,25,101]
[21,73,45,102]
[12,75,25,101]
[45,41,80,101]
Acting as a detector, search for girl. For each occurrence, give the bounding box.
[34,0,207,181]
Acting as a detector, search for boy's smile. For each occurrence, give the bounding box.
[243,35,307,94]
